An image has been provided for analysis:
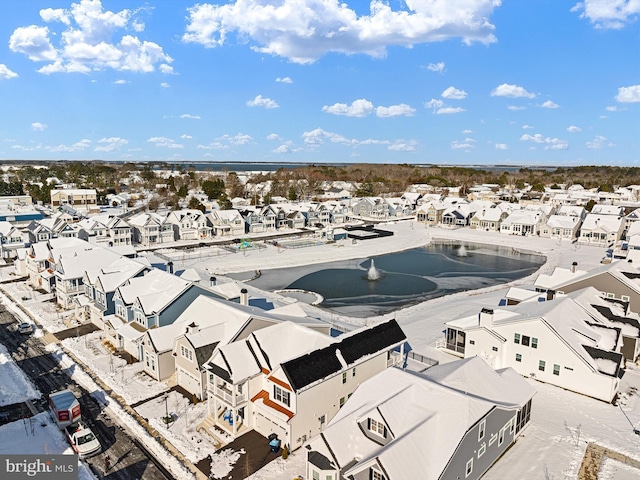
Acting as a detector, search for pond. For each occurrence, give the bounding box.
[235,242,545,317]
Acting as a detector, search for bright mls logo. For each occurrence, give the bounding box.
[1,455,76,479]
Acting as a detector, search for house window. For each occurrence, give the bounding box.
[369,418,386,436]
[469,339,475,345]
[273,385,290,407]
[339,397,345,408]
[151,356,155,371]
[516,353,522,362]
[492,346,498,352]
[522,335,530,347]
[478,443,486,458]
[509,417,515,435]
[514,333,520,344]
[539,360,546,372]
[352,367,356,377]
[319,415,326,425]
[478,419,486,441]
[180,345,193,361]
[622,295,630,302]
[466,458,473,478]
[312,471,319,480]
[372,471,385,480]
[498,427,505,446]
[532,338,538,349]
[342,372,347,384]
[145,353,149,367]
[553,364,560,376]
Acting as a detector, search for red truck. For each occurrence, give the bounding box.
[48,389,101,458]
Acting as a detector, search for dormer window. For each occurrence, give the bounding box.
[368,418,386,437]
[273,385,290,407]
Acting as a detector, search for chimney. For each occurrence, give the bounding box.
[210,276,217,287]
[186,322,199,335]
[546,289,556,301]
[570,261,578,273]
[479,308,493,327]
[240,288,248,306]
[167,261,173,274]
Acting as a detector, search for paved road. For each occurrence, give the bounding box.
[0,305,175,480]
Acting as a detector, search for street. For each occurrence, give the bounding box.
[0,305,175,480]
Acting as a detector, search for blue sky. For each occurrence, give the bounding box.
[0,0,638,165]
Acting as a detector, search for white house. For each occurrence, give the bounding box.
[204,319,407,451]
[306,357,535,480]
[578,213,624,246]
[442,298,624,402]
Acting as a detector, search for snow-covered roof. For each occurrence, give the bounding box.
[56,247,122,280]
[580,213,623,233]
[534,264,588,290]
[117,269,191,312]
[315,358,534,480]
[545,215,580,229]
[117,321,146,342]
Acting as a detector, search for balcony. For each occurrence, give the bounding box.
[387,351,403,367]
[214,384,247,405]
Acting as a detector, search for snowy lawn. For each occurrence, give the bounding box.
[61,331,169,405]
[134,390,217,463]
[0,342,40,406]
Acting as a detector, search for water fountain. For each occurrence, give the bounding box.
[457,244,468,257]
[367,259,381,281]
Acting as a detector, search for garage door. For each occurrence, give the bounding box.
[177,367,201,398]
[255,412,287,441]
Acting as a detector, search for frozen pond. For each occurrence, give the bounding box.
[235,242,545,317]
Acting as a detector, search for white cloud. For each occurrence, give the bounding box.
[495,143,509,150]
[276,76,292,83]
[197,142,228,150]
[427,62,445,73]
[160,82,169,88]
[436,107,465,114]
[323,99,374,117]
[616,85,640,102]
[183,1,501,64]
[147,136,183,149]
[31,122,48,131]
[425,98,444,110]
[302,127,388,146]
[462,129,473,134]
[376,104,416,118]
[114,79,128,84]
[247,95,279,109]
[388,140,417,152]
[0,64,19,79]
[567,125,582,132]
[49,139,92,152]
[9,0,173,74]
[522,124,534,129]
[572,1,640,29]
[520,133,568,150]
[442,86,467,100]
[217,133,253,145]
[180,113,201,119]
[541,100,559,109]
[605,105,623,111]
[586,135,615,149]
[95,136,128,152]
[180,134,192,139]
[491,83,536,98]
[267,133,282,141]
[507,105,526,111]
[451,140,474,150]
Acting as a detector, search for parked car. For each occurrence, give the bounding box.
[17,322,33,334]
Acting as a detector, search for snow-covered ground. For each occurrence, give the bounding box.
[0,342,40,406]
[1,222,635,479]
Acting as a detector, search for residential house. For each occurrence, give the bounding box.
[415,201,446,225]
[240,208,265,234]
[26,215,77,244]
[442,203,474,227]
[577,213,624,246]
[25,242,55,291]
[258,205,278,231]
[0,221,25,259]
[539,215,581,240]
[470,206,508,231]
[128,212,173,246]
[350,197,390,220]
[500,210,545,236]
[442,298,624,402]
[166,209,212,241]
[306,357,535,480]
[204,319,406,451]
[208,209,245,237]
[110,269,221,360]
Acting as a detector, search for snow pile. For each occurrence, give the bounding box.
[209,448,243,479]
[0,342,40,406]
[599,457,640,480]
